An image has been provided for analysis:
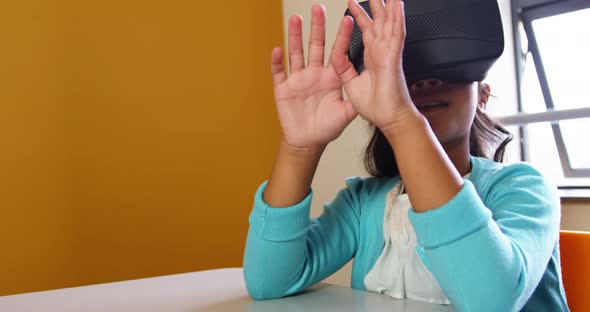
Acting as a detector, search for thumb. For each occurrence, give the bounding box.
[342,99,358,123]
[330,15,359,87]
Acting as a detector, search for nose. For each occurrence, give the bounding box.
[409,78,444,92]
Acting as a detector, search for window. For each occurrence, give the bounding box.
[500,0,590,191]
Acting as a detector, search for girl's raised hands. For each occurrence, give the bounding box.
[271,5,358,152]
[330,0,416,133]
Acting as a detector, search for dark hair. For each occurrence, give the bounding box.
[364,83,513,177]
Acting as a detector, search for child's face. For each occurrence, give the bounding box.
[408,79,480,147]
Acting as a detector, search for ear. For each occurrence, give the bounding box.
[478,82,491,110]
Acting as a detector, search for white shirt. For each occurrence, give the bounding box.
[364,174,470,304]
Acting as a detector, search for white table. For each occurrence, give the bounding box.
[0,268,456,311]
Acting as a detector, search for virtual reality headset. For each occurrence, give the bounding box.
[345,0,504,84]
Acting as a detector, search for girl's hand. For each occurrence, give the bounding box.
[272,5,357,152]
[330,0,417,133]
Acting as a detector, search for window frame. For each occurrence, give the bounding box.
[503,0,590,183]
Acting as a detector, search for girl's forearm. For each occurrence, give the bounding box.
[382,113,463,212]
[263,139,325,208]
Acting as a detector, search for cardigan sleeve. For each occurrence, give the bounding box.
[408,163,561,312]
[243,177,366,300]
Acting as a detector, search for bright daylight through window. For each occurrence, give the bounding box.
[504,4,590,189]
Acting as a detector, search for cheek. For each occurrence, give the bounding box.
[452,88,478,127]
[457,111,476,139]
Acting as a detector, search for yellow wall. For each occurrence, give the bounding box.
[0,0,74,295]
[0,0,283,295]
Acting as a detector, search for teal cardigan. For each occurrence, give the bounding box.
[243,156,569,311]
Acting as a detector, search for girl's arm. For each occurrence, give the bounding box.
[244,4,361,300]
[262,140,324,208]
[331,0,464,212]
[244,175,365,300]
[405,162,560,312]
[382,115,464,212]
[332,1,560,310]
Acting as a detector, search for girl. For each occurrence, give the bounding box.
[243,0,569,311]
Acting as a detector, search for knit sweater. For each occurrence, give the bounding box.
[243,156,570,311]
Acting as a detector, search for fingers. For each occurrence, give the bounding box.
[330,16,354,62]
[368,0,386,20]
[330,16,359,86]
[288,15,305,73]
[347,0,372,33]
[308,4,326,67]
[384,0,405,38]
[394,0,406,38]
[383,0,394,37]
[270,47,287,86]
